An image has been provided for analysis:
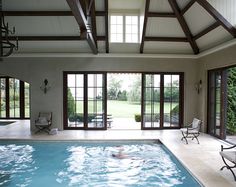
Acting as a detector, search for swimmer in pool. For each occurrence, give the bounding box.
[111,146,129,159]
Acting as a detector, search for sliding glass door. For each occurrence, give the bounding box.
[64,72,106,130]
[208,70,227,139]
[142,73,183,129]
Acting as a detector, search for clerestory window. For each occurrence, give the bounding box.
[110,14,139,43]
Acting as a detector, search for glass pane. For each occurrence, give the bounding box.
[68,74,75,87]
[126,25,131,33]
[76,74,83,87]
[172,88,179,102]
[132,16,138,24]
[172,75,179,87]
[24,82,30,118]
[126,34,131,42]
[75,88,83,100]
[117,25,123,34]
[0,78,6,118]
[9,79,20,118]
[111,16,117,24]
[164,75,171,86]
[117,16,123,24]
[126,16,131,24]
[116,34,123,42]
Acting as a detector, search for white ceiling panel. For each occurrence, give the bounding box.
[16,41,91,53]
[207,0,236,27]
[149,0,173,12]
[95,0,105,11]
[146,18,185,37]
[109,43,139,53]
[96,17,105,36]
[184,2,215,36]
[3,0,70,11]
[176,0,192,10]
[196,26,233,51]
[5,16,79,36]
[109,0,144,10]
[144,42,193,54]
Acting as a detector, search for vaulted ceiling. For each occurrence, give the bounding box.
[2,0,236,56]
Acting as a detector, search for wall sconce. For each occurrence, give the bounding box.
[195,80,202,94]
[40,79,50,94]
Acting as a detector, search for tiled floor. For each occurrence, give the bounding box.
[0,120,236,187]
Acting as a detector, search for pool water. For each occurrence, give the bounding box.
[0,141,201,187]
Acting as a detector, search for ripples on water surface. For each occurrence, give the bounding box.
[0,141,201,187]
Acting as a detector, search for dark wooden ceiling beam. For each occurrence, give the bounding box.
[8,36,81,41]
[96,11,106,16]
[145,37,188,42]
[3,10,105,17]
[168,0,199,54]
[180,0,196,15]
[3,11,72,16]
[196,0,236,37]
[194,21,220,40]
[8,36,106,41]
[104,0,109,53]
[66,0,98,54]
[147,12,176,18]
[89,0,97,48]
[140,0,150,53]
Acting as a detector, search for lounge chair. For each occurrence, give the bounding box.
[220,145,236,181]
[35,112,52,134]
[180,118,202,144]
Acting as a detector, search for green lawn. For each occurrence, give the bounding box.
[107,100,141,118]
[73,100,178,118]
[107,100,178,118]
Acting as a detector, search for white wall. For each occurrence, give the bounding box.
[0,56,199,131]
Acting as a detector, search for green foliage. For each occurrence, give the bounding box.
[227,67,236,135]
[127,76,141,103]
[134,114,141,122]
[117,90,127,101]
[67,88,75,117]
[69,113,96,122]
[171,105,179,115]
[107,75,122,100]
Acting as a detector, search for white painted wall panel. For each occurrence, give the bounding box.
[196,26,232,51]
[176,0,192,9]
[16,41,91,53]
[184,3,215,36]
[5,16,79,36]
[3,0,70,11]
[144,42,193,54]
[149,0,173,12]
[207,0,236,26]
[146,18,185,37]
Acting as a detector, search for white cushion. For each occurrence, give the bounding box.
[38,117,48,124]
[220,151,236,163]
[192,118,201,129]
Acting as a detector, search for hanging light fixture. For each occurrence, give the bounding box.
[1,10,18,57]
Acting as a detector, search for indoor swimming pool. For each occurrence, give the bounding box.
[0,140,202,187]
